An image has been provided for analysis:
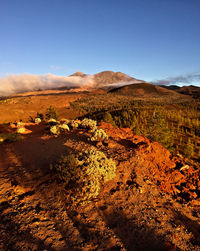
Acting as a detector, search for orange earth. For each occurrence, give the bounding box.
[0,122,200,250]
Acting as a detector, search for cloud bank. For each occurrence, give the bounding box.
[153,72,200,86]
[0,73,94,96]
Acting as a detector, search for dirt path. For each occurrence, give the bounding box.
[0,123,200,250]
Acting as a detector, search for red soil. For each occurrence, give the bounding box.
[0,122,200,250]
[100,122,200,204]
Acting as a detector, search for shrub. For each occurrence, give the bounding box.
[35,117,42,124]
[50,125,60,135]
[103,112,117,127]
[17,121,24,127]
[36,112,44,120]
[80,118,97,131]
[0,133,22,143]
[47,118,60,126]
[59,123,70,132]
[17,127,26,134]
[52,147,116,205]
[60,118,70,124]
[45,106,58,120]
[91,129,108,142]
[68,120,81,129]
[50,122,71,135]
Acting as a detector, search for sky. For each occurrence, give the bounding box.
[0,0,200,86]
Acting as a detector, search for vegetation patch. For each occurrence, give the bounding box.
[34,117,42,124]
[70,94,200,162]
[16,127,26,134]
[80,118,97,131]
[0,133,22,143]
[45,106,58,120]
[51,147,116,205]
[91,128,108,142]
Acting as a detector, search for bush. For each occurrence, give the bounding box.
[91,129,108,142]
[17,121,24,127]
[59,123,70,132]
[17,127,26,134]
[50,125,60,135]
[45,106,58,120]
[50,123,70,135]
[47,118,59,125]
[80,118,97,131]
[103,112,117,127]
[60,118,70,124]
[0,133,22,143]
[68,120,81,129]
[35,117,42,124]
[36,112,44,120]
[52,147,116,205]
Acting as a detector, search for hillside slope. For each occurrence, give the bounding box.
[109,82,187,98]
[161,85,200,98]
[0,121,200,250]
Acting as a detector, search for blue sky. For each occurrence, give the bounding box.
[0,0,200,85]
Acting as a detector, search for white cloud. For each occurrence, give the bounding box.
[0,73,94,96]
[153,72,200,86]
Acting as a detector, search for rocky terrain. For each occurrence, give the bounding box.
[0,121,200,250]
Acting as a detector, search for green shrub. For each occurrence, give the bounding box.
[36,112,44,120]
[17,121,24,127]
[68,120,81,129]
[59,123,70,132]
[45,106,58,120]
[80,118,97,131]
[60,118,70,124]
[0,133,22,143]
[50,125,60,135]
[103,112,117,127]
[17,127,26,134]
[52,147,116,205]
[91,129,108,142]
[50,123,70,135]
[47,118,60,128]
[35,117,42,124]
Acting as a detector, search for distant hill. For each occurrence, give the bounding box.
[109,82,185,98]
[161,85,200,98]
[177,85,200,98]
[159,85,180,91]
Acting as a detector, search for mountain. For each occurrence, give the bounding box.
[69,70,143,88]
[109,82,183,97]
[70,71,87,77]
[93,71,137,87]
